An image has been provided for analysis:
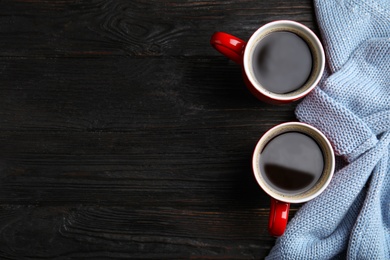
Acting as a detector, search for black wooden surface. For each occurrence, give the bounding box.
[0,1,318,259]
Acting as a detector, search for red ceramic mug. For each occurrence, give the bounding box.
[252,122,335,236]
[210,20,325,104]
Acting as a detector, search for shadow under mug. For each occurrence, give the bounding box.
[210,20,325,104]
[252,122,335,236]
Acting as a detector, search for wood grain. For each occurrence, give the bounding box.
[0,0,315,258]
[0,206,298,259]
[0,0,317,57]
[0,57,295,131]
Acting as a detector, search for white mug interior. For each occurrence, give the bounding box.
[243,20,325,102]
[252,122,335,203]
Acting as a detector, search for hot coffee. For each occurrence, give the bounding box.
[252,122,334,236]
[259,131,324,194]
[252,31,312,94]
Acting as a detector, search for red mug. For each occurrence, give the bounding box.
[210,20,325,104]
[252,122,335,236]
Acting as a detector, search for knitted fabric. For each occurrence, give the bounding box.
[267,0,390,259]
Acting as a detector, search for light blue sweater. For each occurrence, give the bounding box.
[267,0,390,259]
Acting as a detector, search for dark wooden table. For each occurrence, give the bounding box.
[0,1,318,259]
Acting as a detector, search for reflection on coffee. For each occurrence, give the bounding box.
[252,31,312,94]
[259,131,324,194]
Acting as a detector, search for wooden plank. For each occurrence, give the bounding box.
[0,57,295,132]
[0,205,297,259]
[0,126,296,207]
[0,0,316,57]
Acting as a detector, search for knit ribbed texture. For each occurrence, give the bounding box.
[267,0,390,259]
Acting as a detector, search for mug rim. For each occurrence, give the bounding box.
[252,122,335,203]
[243,20,325,102]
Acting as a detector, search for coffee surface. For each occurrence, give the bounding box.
[252,31,312,94]
[260,131,324,194]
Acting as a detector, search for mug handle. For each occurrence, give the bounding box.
[268,198,290,236]
[210,32,246,65]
